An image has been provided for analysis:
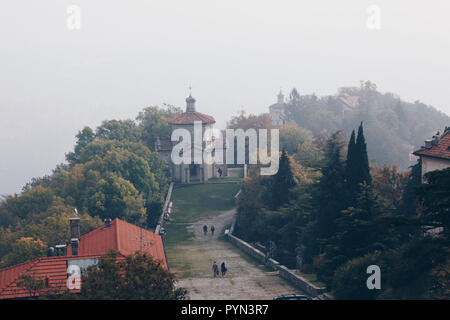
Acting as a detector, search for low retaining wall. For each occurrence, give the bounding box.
[227,211,326,297]
[155,182,174,235]
[228,233,281,271]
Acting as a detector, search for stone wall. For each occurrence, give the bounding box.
[155,182,174,235]
[227,204,326,297]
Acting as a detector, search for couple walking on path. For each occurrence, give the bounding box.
[203,225,215,236]
[212,261,227,277]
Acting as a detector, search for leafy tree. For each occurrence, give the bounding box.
[279,122,313,155]
[3,186,55,219]
[23,211,101,248]
[285,83,450,170]
[66,127,95,164]
[416,167,450,240]
[95,119,142,142]
[227,111,274,131]
[234,174,267,242]
[79,250,187,300]
[88,174,147,225]
[380,238,447,299]
[332,251,382,299]
[16,273,46,298]
[372,165,408,211]
[0,237,47,267]
[136,105,182,151]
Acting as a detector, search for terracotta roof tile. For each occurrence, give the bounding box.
[167,111,215,125]
[0,219,167,299]
[413,129,450,161]
[339,94,359,108]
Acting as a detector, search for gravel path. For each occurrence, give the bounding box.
[169,208,304,300]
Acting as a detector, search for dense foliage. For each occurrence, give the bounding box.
[286,81,450,170]
[0,105,179,268]
[235,121,450,299]
[77,251,187,300]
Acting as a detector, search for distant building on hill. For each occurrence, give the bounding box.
[338,93,359,118]
[269,90,287,126]
[413,126,450,182]
[0,218,167,299]
[155,93,227,183]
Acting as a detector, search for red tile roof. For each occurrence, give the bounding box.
[413,129,450,161]
[339,94,359,108]
[0,218,167,299]
[0,255,101,299]
[167,111,215,125]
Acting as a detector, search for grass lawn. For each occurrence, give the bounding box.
[163,182,239,252]
[169,183,240,223]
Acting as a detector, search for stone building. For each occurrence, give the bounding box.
[269,90,287,126]
[156,94,227,184]
[413,126,450,182]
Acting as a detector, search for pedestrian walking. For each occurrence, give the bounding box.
[203,225,208,235]
[211,225,215,236]
[212,261,219,278]
[221,262,227,277]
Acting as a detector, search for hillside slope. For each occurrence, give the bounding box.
[286,82,450,169]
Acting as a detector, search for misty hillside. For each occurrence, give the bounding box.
[285,81,450,169]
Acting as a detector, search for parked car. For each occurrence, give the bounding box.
[273,294,312,300]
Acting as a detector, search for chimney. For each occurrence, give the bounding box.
[424,140,432,149]
[104,218,112,228]
[70,239,79,255]
[70,217,80,255]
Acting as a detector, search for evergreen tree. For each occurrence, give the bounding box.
[270,150,296,210]
[355,122,371,185]
[400,158,422,217]
[346,130,357,203]
[346,123,372,205]
[314,131,347,239]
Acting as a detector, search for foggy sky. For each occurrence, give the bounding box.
[1,0,449,195]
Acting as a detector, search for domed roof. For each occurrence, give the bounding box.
[186,95,196,103]
[168,93,215,124]
[167,111,216,125]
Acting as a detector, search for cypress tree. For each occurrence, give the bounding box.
[355,122,371,186]
[346,123,372,206]
[270,149,296,210]
[346,130,357,203]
